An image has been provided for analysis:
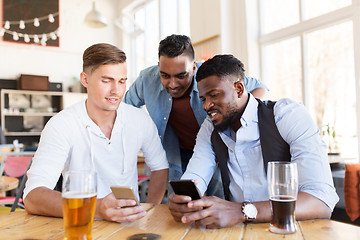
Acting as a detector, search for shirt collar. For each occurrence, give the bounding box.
[240,94,259,128]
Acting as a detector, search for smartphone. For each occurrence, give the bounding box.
[110,186,139,205]
[169,180,201,200]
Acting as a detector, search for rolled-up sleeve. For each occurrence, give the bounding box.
[274,99,339,211]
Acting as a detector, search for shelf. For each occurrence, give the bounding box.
[3,112,57,117]
[4,132,41,136]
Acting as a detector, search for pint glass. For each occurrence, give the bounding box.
[267,162,298,234]
[62,171,97,240]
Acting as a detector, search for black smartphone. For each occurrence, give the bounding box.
[169,180,201,200]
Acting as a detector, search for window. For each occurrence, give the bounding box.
[122,0,190,85]
[258,0,360,160]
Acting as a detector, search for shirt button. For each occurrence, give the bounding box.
[169,98,171,101]
[164,117,167,120]
[244,174,249,178]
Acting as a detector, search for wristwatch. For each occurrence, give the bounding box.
[241,202,257,222]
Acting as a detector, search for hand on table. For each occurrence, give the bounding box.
[178,196,243,229]
[96,193,147,223]
[168,192,203,222]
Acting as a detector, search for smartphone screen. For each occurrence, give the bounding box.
[110,186,139,205]
[169,180,201,200]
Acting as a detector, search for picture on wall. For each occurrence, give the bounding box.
[2,0,59,46]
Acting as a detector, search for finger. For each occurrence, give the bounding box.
[169,192,191,203]
[115,199,139,208]
[187,197,215,209]
[194,179,199,186]
[112,209,147,222]
[107,205,146,222]
[181,208,210,223]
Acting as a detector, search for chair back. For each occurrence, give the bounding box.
[4,155,33,178]
[0,152,34,177]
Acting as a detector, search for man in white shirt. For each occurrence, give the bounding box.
[24,43,169,222]
[168,54,338,228]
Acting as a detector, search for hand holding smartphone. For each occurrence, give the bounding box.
[169,180,201,200]
[110,186,139,205]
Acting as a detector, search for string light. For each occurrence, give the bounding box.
[48,14,55,23]
[19,20,25,29]
[4,21,10,29]
[0,12,59,46]
[33,35,39,43]
[34,18,40,27]
[12,32,19,41]
[24,34,30,43]
[50,32,57,40]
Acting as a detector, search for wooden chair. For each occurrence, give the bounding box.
[0,152,34,211]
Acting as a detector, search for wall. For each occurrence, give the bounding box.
[190,0,251,72]
[0,0,120,90]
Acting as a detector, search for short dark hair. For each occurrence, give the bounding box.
[196,54,245,83]
[158,34,194,60]
[83,43,126,73]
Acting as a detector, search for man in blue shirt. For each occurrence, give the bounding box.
[168,54,339,228]
[123,35,267,196]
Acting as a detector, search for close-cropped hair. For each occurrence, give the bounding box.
[83,43,126,73]
[196,54,245,83]
[158,34,194,60]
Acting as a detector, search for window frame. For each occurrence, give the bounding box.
[257,0,360,161]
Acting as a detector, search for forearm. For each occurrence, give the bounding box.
[253,192,331,223]
[24,187,63,217]
[146,168,169,204]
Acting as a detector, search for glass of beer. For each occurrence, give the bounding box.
[267,162,298,234]
[62,171,97,240]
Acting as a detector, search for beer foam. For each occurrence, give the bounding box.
[270,195,296,202]
[63,192,97,199]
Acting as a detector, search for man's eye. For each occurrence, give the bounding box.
[210,93,218,98]
[102,79,110,83]
[177,75,186,79]
[161,74,170,79]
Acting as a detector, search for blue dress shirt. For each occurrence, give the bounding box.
[182,94,339,211]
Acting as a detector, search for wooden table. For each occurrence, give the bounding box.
[0,204,359,239]
[0,176,18,196]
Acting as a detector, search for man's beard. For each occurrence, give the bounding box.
[213,105,241,132]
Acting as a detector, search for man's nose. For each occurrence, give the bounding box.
[203,99,214,111]
[169,77,178,88]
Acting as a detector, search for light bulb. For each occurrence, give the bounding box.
[4,21,10,29]
[48,14,55,23]
[0,28,4,37]
[13,32,19,41]
[33,35,39,43]
[50,32,57,40]
[34,18,40,27]
[42,33,47,42]
[40,39,47,46]
[24,34,30,43]
[19,20,25,29]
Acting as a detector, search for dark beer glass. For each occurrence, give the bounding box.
[267,162,298,234]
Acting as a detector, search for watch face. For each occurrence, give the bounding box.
[244,204,258,218]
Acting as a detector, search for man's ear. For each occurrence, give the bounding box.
[192,61,197,75]
[234,81,245,98]
[80,72,88,88]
